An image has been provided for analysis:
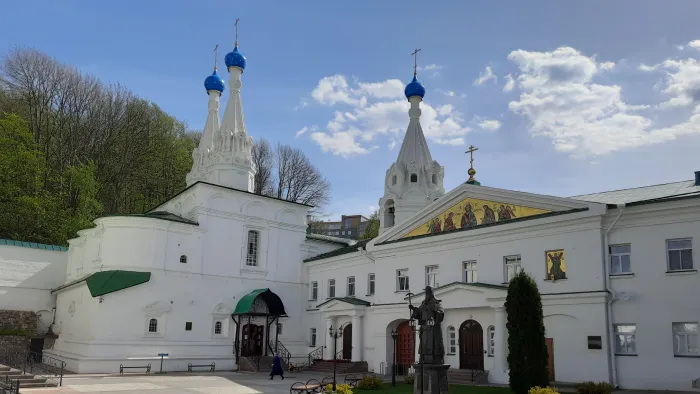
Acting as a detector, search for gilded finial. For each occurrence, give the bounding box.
[411,48,421,76]
[234,18,240,46]
[213,44,219,71]
[466,145,480,185]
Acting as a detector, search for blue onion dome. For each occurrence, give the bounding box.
[204,70,225,93]
[404,75,426,99]
[224,45,247,71]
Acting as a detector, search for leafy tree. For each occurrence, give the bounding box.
[506,270,549,394]
[360,211,379,239]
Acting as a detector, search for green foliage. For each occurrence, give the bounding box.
[506,270,549,394]
[0,329,28,336]
[356,375,383,390]
[403,374,414,385]
[575,382,615,394]
[360,210,379,239]
[324,383,353,394]
[529,387,560,394]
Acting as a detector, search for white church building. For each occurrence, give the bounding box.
[1,39,696,391]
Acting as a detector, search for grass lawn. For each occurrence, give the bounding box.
[355,383,511,394]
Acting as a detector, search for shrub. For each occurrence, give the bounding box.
[324,383,353,394]
[404,374,415,384]
[529,386,560,394]
[575,381,615,394]
[356,375,383,390]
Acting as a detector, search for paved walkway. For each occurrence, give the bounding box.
[20,371,341,394]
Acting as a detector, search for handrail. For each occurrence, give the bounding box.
[0,375,20,394]
[0,345,65,387]
[268,340,291,364]
[307,346,324,366]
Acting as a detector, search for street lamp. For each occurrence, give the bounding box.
[390,328,398,387]
[328,326,343,391]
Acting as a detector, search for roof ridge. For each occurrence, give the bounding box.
[570,179,693,197]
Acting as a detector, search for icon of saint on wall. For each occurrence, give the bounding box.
[546,250,567,280]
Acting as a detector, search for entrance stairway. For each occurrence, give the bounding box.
[447,368,489,385]
[0,364,57,389]
[306,360,368,374]
[239,356,290,372]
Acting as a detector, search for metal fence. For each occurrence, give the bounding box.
[0,375,19,394]
[0,345,65,387]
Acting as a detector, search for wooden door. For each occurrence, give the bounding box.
[342,324,353,360]
[459,320,484,370]
[546,338,555,382]
[396,321,415,374]
[241,324,264,356]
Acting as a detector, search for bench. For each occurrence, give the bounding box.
[290,378,323,394]
[119,363,151,375]
[344,374,361,388]
[188,362,215,372]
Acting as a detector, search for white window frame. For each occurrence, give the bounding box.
[673,322,699,356]
[397,269,410,292]
[447,326,456,354]
[425,265,439,288]
[310,328,317,347]
[614,324,636,355]
[609,244,631,275]
[504,255,522,282]
[179,255,187,264]
[144,315,165,337]
[214,321,222,335]
[148,318,158,333]
[347,276,356,297]
[368,273,375,295]
[310,281,318,301]
[487,325,495,356]
[246,230,260,266]
[463,261,477,283]
[667,238,694,272]
[328,279,336,298]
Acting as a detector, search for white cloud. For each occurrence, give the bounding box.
[293,97,309,111]
[688,40,700,50]
[310,129,371,158]
[445,91,456,97]
[311,75,361,106]
[638,63,658,72]
[599,61,616,71]
[478,120,502,131]
[295,126,308,137]
[507,46,700,157]
[355,79,404,99]
[418,64,442,77]
[474,66,496,85]
[503,74,515,92]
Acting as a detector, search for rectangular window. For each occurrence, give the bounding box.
[463,261,477,283]
[448,326,456,354]
[246,230,259,266]
[397,269,410,292]
[347,276,355,297]
[488,326,495,356]
[614,324,636,355]
[609,245,631,274]
[667,239,693,271]
[504,255,522,282]
[673,322,699,356]
[368,273,375,295]
[328,279,336,298]
[277,323,283,335]
[185,322,192,331]
[310,328,317,347]
[310,281,318,300]
[425,265,439,288]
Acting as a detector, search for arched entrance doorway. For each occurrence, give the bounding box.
[396,321,415,374]
[459,319,484,370]
[241,323,264,356]
[342,324,353,360]
[232,288,288,362]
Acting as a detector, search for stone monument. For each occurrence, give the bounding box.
[409,286,449,393]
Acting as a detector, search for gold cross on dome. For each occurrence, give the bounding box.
[411,48,421,76]
[466,145,478,168]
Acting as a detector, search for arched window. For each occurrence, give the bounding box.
[214,321,222,335]
[384,200,395,228]
[148,318,158,333]
[246,230,259,266]
[180,255,187,264]
[488,325,495,356]
[432,174,437,184]
[392,175,397,185]
[447,326,456,354]
[410,173,418,183]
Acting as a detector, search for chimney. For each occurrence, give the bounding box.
[695,171,700,186]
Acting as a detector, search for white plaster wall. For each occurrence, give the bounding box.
[608,201,700,390]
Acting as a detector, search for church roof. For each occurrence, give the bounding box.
[305,233,355,246]
[304,238,370,262]
[571,179,700,205]
[396,111,433,171]
[405,281,508,299]
[317,297,371,308]
[0,238,67,251]
[101,211,199,226]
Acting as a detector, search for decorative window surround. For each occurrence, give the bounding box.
[143,300,171,338]
[240,222,268,276]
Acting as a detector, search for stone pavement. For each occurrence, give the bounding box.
[19,371,342,394]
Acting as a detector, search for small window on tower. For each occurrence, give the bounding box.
[432,174,437,184]
[180,255,187,264]
[410,174,418,183]
[392,175,397,185]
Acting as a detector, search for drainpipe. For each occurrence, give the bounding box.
[603,203,624,388]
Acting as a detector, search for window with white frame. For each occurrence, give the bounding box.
[425,265,439,288]
[487,326,495,356]
[310,328,317,347]
[673,322,699,356]
[246,230,260,266]
[397,269,410,292]
[368,273,375,295]
[614,324,636,355]
[148,318,158,333]
[447,326,456,354]
[667,239,693,271]
[180,255,187,264]
[310,281,318,300]
[464,261,477,283]
[504,255,521,282]
[214,321,222,335]
[347,276,355,297]
[609,245,631,274]
[328,279,336,298]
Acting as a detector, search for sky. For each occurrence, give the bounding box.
[3,1,700,220]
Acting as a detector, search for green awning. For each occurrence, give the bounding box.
[86,270,151,297]
[233,288,287,316]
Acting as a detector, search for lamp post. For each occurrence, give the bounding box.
[390,328,398,387]
[328,326,343,391]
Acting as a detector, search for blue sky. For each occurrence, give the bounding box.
[3,1,700,220]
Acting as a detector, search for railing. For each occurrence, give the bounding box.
[0,375,20,394]
[0,345,65,387]
[307,346,324,366]
[336,349,351,361]
[269,340,291,364]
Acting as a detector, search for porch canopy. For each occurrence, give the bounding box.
[233,288,287,317]
[231,288,288,360]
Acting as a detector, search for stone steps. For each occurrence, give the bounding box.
[447,368,489,385]
[0,364,57,389]
[307,361,367,374]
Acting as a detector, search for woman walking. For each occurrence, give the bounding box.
[270,353,284,380]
